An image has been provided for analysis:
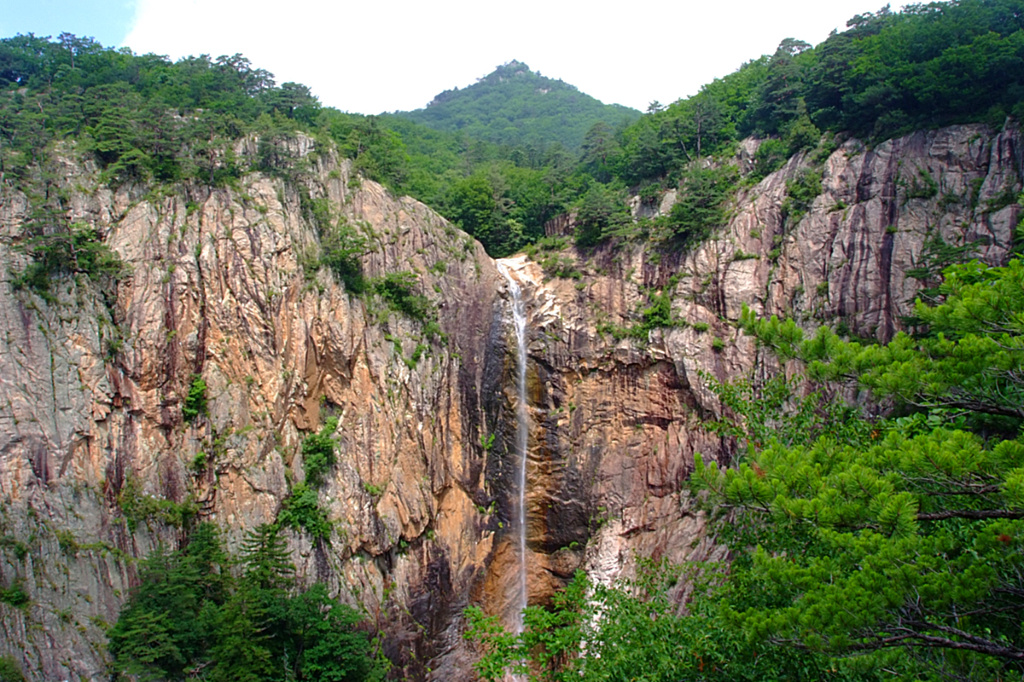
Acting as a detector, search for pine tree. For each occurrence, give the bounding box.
[695,257,1024,676]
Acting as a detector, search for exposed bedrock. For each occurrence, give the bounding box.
[0,122,1019,679]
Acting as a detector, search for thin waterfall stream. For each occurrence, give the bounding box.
[498,262,529,636]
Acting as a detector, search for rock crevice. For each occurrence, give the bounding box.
[0,123,1020,679]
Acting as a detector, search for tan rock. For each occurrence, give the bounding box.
[0,122,1019,680]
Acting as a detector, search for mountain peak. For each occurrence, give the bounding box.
[406,63,639,150]
[482,60,531,83]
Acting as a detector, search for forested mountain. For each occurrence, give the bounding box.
[0,1,1023,680]
[8,0,1020,263]
[395,0,1024,258]
[390,60,640,151]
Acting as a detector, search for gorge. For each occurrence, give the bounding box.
[0,114,1020,679]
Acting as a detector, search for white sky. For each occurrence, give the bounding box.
[77,0,898,115]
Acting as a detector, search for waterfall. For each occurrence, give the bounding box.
[498,262,529,636]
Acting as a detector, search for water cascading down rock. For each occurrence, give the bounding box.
[498,263,530,635]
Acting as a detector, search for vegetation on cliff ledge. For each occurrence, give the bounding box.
[2,2,1023,678]
[468,257,1024,680]
[108,523,386,681]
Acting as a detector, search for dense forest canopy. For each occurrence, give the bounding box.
[4,0,1024,260]
[107,523,387,681]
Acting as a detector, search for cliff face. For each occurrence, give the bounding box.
[0,123,1020,680]
[0,137,506,679]
[503,123,1021,603]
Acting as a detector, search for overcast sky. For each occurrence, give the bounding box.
[3,0,900,115]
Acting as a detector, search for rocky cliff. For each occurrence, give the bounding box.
[504,122,1021,604]
[0,122,1019,680]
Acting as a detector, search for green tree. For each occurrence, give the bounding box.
[208,589,276,682]
[320,219,367,294]
[301,417,339,487]
[743,39,811,137]
[751,138,788,180]
[182,375,208,423]
[278,482,333,539]
[0,656,25,682]
[573,183,630,248]
[109,608,186,681]
[288,584,383,682]
[240,523,295,591]
[466,563,853,682]
[262,81,319,121]
[692,257,1024,677]
[664,164,737,249]
[445,173,499,248]
[12,220,126,302]
[579,121,619,183]
[110,523,385,681]
[614,116,672,185]
[108,526,230,680]
[659,93,729,165]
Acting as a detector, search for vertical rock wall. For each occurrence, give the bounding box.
[0,122,1020,680]
[483,122,1022,618]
